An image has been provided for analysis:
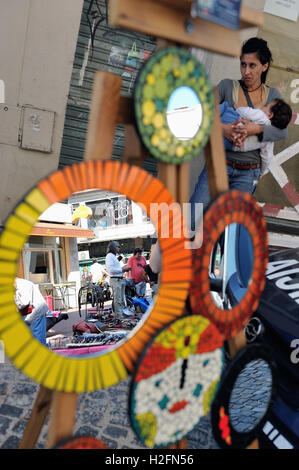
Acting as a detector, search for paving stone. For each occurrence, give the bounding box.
[81,398,107,414]
[5,394,34,408]
[208,431,220,449]
[74,425,99,438]
[109,399,127,412]
[128,434,147,448]
[101,437,118,449]
[12,419,29,436]
[0,415,12,435]
[1,435,21,449]
[103,425,128,439]
[0,383,8,395]
[108,385,129,399]
[109,409,131,427]
[11,383,37,395]
[0,404,23,418]
[188,424,210,449]
[80,408,105,427]
[88,390,108,401]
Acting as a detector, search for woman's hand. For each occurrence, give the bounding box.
[230,118,263,149]
[222,121,248,149]
[222,122,241,143]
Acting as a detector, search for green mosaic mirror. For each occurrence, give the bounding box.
[134,47,215,164]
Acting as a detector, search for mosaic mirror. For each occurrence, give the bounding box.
[211,343,276,448]
[55,436,107,449]
[189,190,268,340]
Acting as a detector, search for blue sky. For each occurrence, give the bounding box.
[167,86,200,111]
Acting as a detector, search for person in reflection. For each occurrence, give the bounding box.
[88,257,109,305]
[105,241,131,320]
[14,278,48,346]
[219,98,292,181]
[190,37,289,210]
[88,258,108,285]
[143,253,159,300]
[127,248,147,297]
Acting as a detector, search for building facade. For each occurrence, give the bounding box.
[68,189,155,265]
[0,0,84,228]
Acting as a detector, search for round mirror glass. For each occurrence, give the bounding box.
[228,358,273,433]
[209,223,254,310]
[15,190,159,358]
[166,86,202,141]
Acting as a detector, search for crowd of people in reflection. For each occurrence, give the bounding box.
[15,240,160,351]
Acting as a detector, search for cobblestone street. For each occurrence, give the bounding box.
[0,359,219,450]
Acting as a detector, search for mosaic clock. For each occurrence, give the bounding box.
[129,315,225,448]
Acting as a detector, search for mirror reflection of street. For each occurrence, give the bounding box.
[15,189,158,358]
[210,223,253,310]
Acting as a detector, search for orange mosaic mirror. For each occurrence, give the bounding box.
[189,190,268,340]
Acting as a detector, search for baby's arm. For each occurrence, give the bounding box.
[233,135,265,152]
[237,107,268,125]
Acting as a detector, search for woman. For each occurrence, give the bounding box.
[190,37,287,209]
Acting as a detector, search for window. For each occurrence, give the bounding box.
[23,236,64,285]
[73,197,133,236]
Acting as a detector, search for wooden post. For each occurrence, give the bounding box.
[158,163,178,199]
[177,162,190,206]
[122,124,147,167]
[19,386,53,449]
[84,71,122,161]
[205,89,229,199]
[46,391,78,448]
[204,90,247,358]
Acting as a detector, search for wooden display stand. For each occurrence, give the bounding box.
[19,0,263,450]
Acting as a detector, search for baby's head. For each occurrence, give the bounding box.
[262,99,292,129]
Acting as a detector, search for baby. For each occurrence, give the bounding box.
[220,99,292,176]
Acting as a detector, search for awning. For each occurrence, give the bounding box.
[30,222,94,238]
[78,222,155,244]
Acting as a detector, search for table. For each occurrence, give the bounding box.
[53,282,77,311]
[39,283,54,296]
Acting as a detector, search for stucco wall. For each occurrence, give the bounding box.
[0,0,84,226]
[254,9,299,206]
